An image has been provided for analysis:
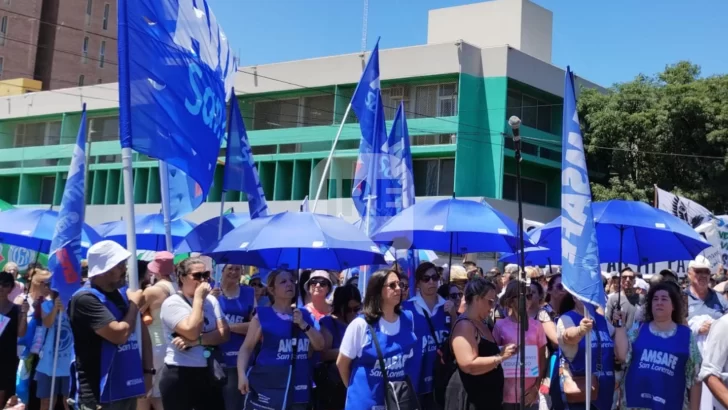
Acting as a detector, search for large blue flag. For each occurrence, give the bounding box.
[118,0,237,199]
[48,105,87,304]
[560,67,605,309]
[351,40,398,236]
[167,163,204,220]
[224,93,269,219]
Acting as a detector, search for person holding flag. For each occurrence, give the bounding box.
[550,67,615,410]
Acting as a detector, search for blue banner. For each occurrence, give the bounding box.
[560,67,605,309]
[48,105,87,305]
[224,93,269,219]
[351,40,398,236]
[118,0,237,198]
[167,163,204,220]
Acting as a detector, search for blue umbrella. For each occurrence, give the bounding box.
[0,208,102,254]
[371,198,530,254]
[175,213,250,253]
[203,211,387,270]
[97,214,196,251]
[499,246,559,266]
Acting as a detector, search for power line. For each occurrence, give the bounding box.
[0,7,118,41]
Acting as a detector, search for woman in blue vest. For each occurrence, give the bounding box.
[551,293,616,410]
[336,269,421,410]
[237,269,325,410]
[402,262,456,410]
[212,264,256,410]
[614,281,701,410]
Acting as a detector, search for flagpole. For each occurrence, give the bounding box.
[359,193,376,295]
[585,307,593,410]
[312,103,352,213]
[218,196,226,241]
[158,161,174,252]
[47,310,63,410]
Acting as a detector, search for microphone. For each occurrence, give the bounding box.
[508,116,521,139]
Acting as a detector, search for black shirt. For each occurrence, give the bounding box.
[69,286,128,406]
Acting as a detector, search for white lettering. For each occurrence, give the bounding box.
[562,167,589,195]
[185,63,203,115]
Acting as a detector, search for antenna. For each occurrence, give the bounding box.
[361,0,369,53]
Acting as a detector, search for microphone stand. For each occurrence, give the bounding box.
[509,116,528,410]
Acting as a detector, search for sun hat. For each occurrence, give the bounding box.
[148,251,174,276]
[304,270,333,293]
[688,255,711,271]
[87,240,132,278]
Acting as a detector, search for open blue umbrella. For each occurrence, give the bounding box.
[175,212,250,253]
[96,214,196,251]
[0,208,102,254]
[371,198,530,254]
[203,211,387,270]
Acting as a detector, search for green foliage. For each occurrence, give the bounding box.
[578,61,728,212]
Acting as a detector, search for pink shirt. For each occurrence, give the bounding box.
[8,281,23,303]
[493,317,547,404]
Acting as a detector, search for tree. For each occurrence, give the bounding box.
[578,62,728,213]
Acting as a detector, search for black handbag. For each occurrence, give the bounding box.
[368,323,421,410]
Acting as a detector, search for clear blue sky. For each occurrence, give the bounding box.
[208,0,726,87]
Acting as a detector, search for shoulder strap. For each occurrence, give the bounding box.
[422,309,440,344]
[368,322,390,387]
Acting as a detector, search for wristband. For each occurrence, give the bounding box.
[300,324,311,333]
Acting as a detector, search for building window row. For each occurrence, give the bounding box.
[81,36,107,68]
[0,15,8,46]
[0,56,4,78]
[381,82,457,121]
[506,88,554,134]
[502,173,547,206]
[413,158,454,197]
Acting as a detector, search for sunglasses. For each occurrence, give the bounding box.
[249,282,264,288]
[449,292,463,300]
[310,279,330,288]
[420,274,440,283]
[387,281,405,291]
[190,271,211,281]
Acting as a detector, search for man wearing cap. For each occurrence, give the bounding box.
[69,240,152,410]
[685,255,728,336]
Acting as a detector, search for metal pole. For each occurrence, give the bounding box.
[158,161,174,252]
[47,312,63,409]
[616,226,624,327]
[584,306,593,410]
[359,194,376,295]
[121,147,142,355]
[312,103,352,213]
[217,196,227,241]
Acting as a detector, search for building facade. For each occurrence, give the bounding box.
[0,0,601,226]
[0,0,116,90]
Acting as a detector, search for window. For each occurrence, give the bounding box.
[97,78,102,84]
[85,0,93,25]
[99,40,106,68]
[539,147,560,161]
[13,121,62,147]
[504,137,539,156]
[381,86,410,120]
[102,3,110,30]
[253,98,300,130]
[40,176,56,204]
[413,83,457,118]
[0,16,7,46]
[301,95,334,126]
[502,174,547,206]
[78,75,85,86]
[251,145,277,156]
[411,134,454,146]
[82,36,89,63]
[505,88,554,133]
[88,116,119,142]
[0,57,3,78]
[413,158,454,196]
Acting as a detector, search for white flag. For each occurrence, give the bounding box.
[655,185,712,228]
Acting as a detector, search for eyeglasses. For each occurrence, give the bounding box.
[449,292,463,300]
[420,274,440,283]
[622,276,635,281]
[190,271,211,281]
[310,279,330,288]
[387,281,404,291]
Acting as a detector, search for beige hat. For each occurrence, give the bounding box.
[688,255,711,271]
[304,270,333,294]
[87,240,131,278]
[449,265,468,282]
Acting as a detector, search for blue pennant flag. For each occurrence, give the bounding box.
[118,0,237,199]
[560,67,605,309]
[351,39,398,236]
[48,105,87,304]
[225,93,269,219]
[167,163,204,220]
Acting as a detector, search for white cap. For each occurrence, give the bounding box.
[87,240,132,278]
[634,278,649,291]
[688,255,712,271]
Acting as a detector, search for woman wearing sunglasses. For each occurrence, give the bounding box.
[402,262,456,410]
[337,269,420,410]
[304,270,333,321]
[248,273,269,307]
[159,257,230,410]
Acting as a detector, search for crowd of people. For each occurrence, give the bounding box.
[1,240,728,410]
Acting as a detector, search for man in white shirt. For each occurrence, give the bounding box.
[699,313,728,410]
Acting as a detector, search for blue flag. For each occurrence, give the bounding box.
[224,93,269,219]
[167,163,204,220]
[118,0,237,199]
[560,67,605,309]
[351,40,398,236]
[48,105,87,304]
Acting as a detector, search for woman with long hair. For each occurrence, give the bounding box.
[402,262,456,409]
[0,271,29,407]
[445,277,516,410]
[316,285,362,410]
[337,269,420,410]
[614,281,701,410]
[238,269,324,410]
[159,257,230,410]
[213,264,256,410]
[493,280,547,410]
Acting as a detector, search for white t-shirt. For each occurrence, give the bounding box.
[160,294,226,367]
[699,314,728,410]
[340,316,405,359]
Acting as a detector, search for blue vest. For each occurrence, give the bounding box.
[345,311,421,410]
[252,306,315,404]
[217,286,255,367]
[624,324,690,410]
[319,316,345,349]
[74,285,145,403]
[556,310,615,410]
[401,300,448,394]
[36,300,75,377]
